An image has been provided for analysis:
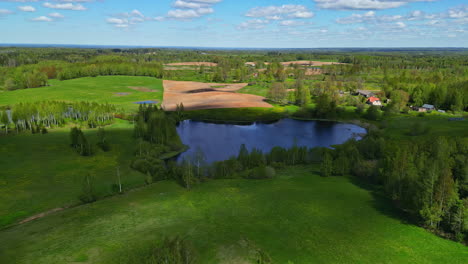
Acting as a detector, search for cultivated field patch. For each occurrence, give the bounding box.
[162,80,272,110]
[165,62,218,67]
[281,60,345,66]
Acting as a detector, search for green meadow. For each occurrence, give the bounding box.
[0,166,466,264]
[0,76,163,112]
[0,119,146,228]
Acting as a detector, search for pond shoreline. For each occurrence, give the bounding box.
[175,118,368,163]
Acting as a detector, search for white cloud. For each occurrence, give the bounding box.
[396,21,406,28]
[49,12,64,18]
[107,9,157,29]
[107,18,127,24]
[246,5,314,20]
[237,19,270,30]
[174,0,205,9]
[18,5,36,12]
[43,2,87,11]
[0,9,14,16]
[166,0,221,20]
[130,9,144,18]
[314,0,436,11]
[31,15,53,22]
[167,7,214,19]
[279,20,307,26]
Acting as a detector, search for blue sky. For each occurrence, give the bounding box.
[0,0,467,48]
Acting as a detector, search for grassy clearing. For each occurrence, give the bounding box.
[0,119,145,228]
[0,76,163,113]
[237,83,269,97]
[0,166,465,263]
[382,114,468,139]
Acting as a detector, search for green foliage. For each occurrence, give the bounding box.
[97,127,111,152]
[1,101,115,134]
[320,152,333,177]
[148,236,197,264]
[79,174,96,204]
[70,127,94,156]
[365,105,381,121]
[248,166,276,179]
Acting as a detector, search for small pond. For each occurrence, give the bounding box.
[134,100,158,104]
[176,118,367,163]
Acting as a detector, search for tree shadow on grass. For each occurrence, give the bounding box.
[347,176,418,226]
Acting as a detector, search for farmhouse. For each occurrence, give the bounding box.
[357,89,375,98]
[422,104,435,111]
[367,96,382,106]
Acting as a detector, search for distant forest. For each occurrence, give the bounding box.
[1,47,467,112]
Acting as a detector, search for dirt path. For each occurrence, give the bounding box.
[162,80,272,111]
[18,207,65,224]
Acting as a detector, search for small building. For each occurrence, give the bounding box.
[367,96,382,106]
[422,104,435,111]
[418,107,427,112]
[357,89,375,98]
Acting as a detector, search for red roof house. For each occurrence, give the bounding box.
[367,96,382,106]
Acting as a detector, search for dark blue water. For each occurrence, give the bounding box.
[134,100,158,104]
[176,119,367,163]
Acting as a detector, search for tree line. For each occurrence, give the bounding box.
[327,132,468,243]
[0,101,115,134]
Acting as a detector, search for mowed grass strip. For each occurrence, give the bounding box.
[0,76,163,112]
[0,166,465,264]
[0,119,145,228]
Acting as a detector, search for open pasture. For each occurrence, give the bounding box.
[0,120,145,228]
[0,76,163,112]
[0,166,466,264]
[162,80,272,110]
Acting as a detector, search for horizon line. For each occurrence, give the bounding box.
[0,43,467,50]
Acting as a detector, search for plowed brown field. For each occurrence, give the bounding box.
[162,80,272,111]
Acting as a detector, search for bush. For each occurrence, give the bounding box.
[149,236,196,264]
[97,141,111,152]
[407,121,430,136]
[79,174,97,204]
[352,160,378,183]
[247,166,276,179]
[365,106,381,121]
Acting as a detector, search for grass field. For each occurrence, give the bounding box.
[237,83,270,97]
[383,114,468,139]
[0,166,465,264]
[0,119,146,228]
[0,76,163,112]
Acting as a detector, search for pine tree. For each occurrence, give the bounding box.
[321,152,333,177]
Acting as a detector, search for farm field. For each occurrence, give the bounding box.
[0,119,146,228]
[162,80,272,110]
[164,62,218,67]
[0,166,466,264]
[0,76,163,112]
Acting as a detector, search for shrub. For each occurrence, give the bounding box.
[247,166,276,179]
[149,236,197,264]
[407,121,430,136]
[365,105,381,121]
[79,174,96,204]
